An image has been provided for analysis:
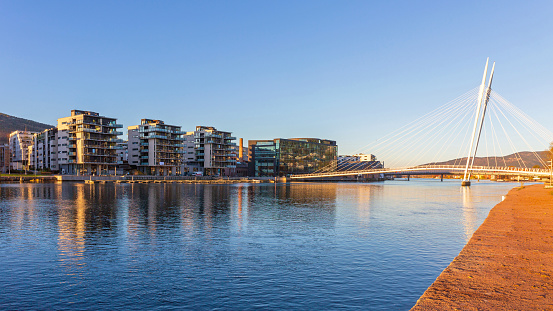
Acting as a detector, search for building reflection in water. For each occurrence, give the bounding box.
[239,183,338,230]
[57,183,87,272]
[461,186,477,243]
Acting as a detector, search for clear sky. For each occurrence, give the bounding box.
[1,0,552,155]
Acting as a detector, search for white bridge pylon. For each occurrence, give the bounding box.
[462,58,495,186]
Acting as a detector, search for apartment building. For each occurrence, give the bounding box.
[28,128,59,171]
[181,131,197,174]
[337,153,382,171]
[0,144,9,173]
[116,140,128,165]
[189,126,237,176]
[338,153,376,162]
[127,125,140,166]
[57,110,123,175]
[9,130,37,170]
[130,119,185,176]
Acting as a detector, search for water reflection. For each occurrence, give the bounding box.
[461,186,477,243]
[0,181,514,310]
[57,184,86,271]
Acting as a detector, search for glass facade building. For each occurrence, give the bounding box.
[249,138,337,177]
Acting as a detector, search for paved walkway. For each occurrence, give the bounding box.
[412,184,553,310]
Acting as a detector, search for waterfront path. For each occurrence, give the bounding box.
[412,184,553,310]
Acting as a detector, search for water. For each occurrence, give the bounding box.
[0,179,520,310]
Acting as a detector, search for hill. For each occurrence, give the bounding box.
[425,151,550,169]
[0,113,54,144]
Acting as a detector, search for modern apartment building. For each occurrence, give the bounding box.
[9,130,38,170]
[127,125,140,166]
[28,128,59,171]
[0,144,9,173]
[116,140,128,165]
[338,153,376,162]
[337,153,382,171]
[131,119,185,175]
[190,126,237,176]
[181,131,197,174]
[57,110,123,175]
[248,138,338,177]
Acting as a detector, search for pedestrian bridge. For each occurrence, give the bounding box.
[290,165,551,179]
[289,59,553,185]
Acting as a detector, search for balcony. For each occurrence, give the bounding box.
[80,128,99,133]
[140,134,168,139]
[104,123,123,128]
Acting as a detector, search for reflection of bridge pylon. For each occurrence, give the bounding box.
[462,58,495,186]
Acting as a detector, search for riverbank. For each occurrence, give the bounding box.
[412,184,553,309]
[0,175,282,184]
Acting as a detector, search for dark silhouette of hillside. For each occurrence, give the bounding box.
[425,151,550,169]
[0,113,53,144]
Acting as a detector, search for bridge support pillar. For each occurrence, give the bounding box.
[407,175,410,181]
[441,174,444,182]
[461,180,471,187]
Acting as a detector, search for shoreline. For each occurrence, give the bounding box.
[412,184,553,309]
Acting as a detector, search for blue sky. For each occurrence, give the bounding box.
[1,0,552,155]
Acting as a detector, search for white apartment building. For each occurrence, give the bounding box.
[28,128,59,171]
[9,130,38,170]
[127,125,140,166]
[338,153,376,163]
[57,110,123,175]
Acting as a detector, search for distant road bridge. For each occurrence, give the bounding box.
[290,165,551,180]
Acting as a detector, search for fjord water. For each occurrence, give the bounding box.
[0,180,517,310]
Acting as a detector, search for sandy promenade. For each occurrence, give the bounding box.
[412,184,553,310]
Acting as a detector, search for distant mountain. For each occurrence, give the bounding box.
[425,151,550,169]
[0,113,54,144]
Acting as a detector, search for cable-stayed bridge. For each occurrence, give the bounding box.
[290,59,553,184]
[292,165,551,180]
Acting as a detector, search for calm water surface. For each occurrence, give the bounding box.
[0,180,519,310]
